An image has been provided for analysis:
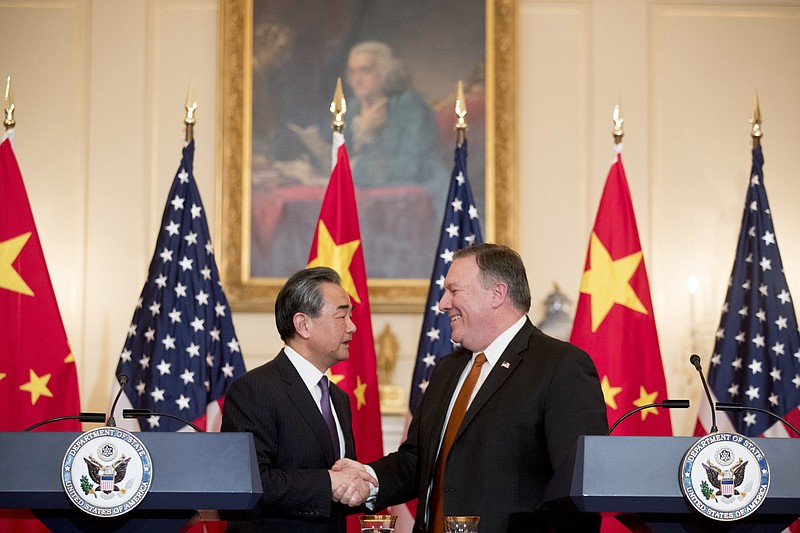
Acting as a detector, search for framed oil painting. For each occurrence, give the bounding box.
[219,0,517,312]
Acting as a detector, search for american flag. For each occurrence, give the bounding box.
[114,140,245,432]
[409,138,483,413]
[696,146,800,437]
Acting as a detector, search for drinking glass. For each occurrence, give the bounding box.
[359,514,397,533]
[443,515,480,533]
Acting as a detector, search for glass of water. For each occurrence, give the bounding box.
[359,514,397,533]
[443,515,480,533]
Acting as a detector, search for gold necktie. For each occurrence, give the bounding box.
[429,353,487,533]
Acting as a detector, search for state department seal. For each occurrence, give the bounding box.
[62,427,153,517]
[680,432,769,521]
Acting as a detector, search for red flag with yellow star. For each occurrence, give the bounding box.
[0,130,81,431]
[569,149,672,436]
[307,132,384,468]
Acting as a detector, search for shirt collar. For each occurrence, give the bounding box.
[284,345,326,393]
[477,315,527,367]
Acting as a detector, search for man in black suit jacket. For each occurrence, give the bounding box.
[222,267,376,532]
[336,244,608,532]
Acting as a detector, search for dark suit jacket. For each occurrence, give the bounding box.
[221,350,357,532]
[370,319,608,532]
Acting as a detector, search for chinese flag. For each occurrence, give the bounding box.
[307,132,384,462]
[569,150,672,437]
[0,129,81,431]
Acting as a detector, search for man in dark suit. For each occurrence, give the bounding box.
[222,267,376,532]
[336,244,608,532]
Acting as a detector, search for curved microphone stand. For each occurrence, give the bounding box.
[23,412,107,432]
[607,400,690,435]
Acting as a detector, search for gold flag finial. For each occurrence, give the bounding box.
[3,77,15,130]
[612,104,624,144]
[330,77,347,133]
[184,80,198,142]
[750,92,762,148]
[455,80,468,146]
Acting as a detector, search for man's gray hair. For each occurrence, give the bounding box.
[275,267,342,342]
[454,244,532,313]
[348,41,409,94]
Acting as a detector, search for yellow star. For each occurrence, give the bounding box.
[0,372,6,382]
[64,350,75,364]
[600,375,623,410]
[633,386,659,420]
[0,232,35,296]
[579,232,647,332]
[353,375,367,410]
[19,369,53,405]
[328,371,345,385]
[307,221,361,303]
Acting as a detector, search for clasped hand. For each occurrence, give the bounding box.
[329,458,376,507]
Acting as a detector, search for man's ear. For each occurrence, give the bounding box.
[491,282,508,309]
[293,312,312,339]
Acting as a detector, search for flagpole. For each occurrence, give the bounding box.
[184,81,197,143]
[330,77,346,134]
[1,75,83,431]
[3,76,14,130]
[329,77,346,170]
[114,99,246,432]
[750,92,762,149]
[694,93,800,438]
[612,104,624,145]
[455,80,467,147]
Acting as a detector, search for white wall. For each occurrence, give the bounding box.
[1,0,799,438]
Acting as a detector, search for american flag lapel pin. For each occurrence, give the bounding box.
[501,361,510,369]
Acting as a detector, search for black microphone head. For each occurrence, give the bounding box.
[117,374,129,386]
[79,412,109,423]
[716,402,744,411]
[123,409,151,418]
[690,354,702,371]
[662,399,690,409]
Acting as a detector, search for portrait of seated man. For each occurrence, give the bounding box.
[247,1,486,281]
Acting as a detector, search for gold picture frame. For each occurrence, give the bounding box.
[217,0,518,312]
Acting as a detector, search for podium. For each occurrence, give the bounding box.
[0,431,263,532]
[545,436,800,532]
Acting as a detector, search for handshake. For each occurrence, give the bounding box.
[328,458,376,507]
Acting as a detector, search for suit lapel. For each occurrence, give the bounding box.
[276,351,338,464]
[456,319,534,437]
[330,384,355,458]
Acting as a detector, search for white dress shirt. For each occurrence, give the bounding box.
[284,346,345,459]
[367,315,528,513]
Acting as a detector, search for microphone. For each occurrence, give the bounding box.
[690,354,718,433]
[107,374,129,427]
[607,399,690,435]
[122,408,205,432]
[716,402,800,437]
[23,412,107,432]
